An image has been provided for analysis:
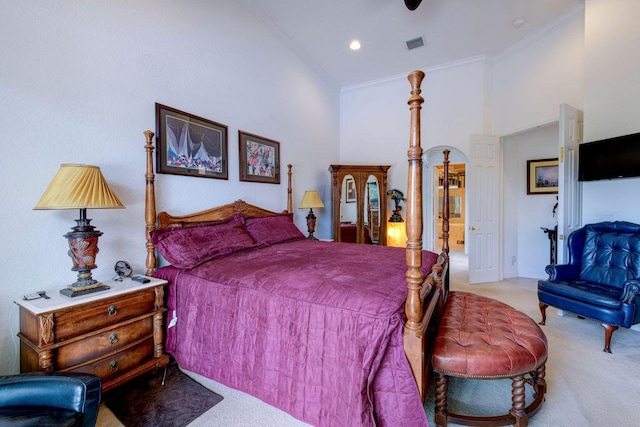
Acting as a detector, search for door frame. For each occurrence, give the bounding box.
[424,146,469,254]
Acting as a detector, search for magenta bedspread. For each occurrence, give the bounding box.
[154,240,437,426]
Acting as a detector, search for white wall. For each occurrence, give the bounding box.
[492,7,584,280]
[340,58,490,238]
[503,125,559,279]
[340,8,585,261]
[492,7,584,135]
[581,0,640,224]
[0,1,339,374]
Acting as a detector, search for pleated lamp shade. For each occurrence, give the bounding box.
[34,164,124,210]
[299,190,324,209]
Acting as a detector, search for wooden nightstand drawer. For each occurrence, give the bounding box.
[54,289,156,342]
[16,278,170,392]
[56,316,154,369]
[66,337,154,383]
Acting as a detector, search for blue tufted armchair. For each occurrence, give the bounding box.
[538,221,640,353]
[0,372,101,426]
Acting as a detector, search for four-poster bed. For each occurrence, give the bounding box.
[142,70,450,426]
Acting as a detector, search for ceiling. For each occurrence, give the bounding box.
[246,0,584,88]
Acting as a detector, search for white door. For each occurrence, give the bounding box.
[557,104,583,263]
[467,135,501,284]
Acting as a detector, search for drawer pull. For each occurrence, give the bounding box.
[107,305,118,316]
[110,360,119,372]
[109,333,119,344]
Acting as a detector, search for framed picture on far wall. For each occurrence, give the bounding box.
[155,103,228,179]
[527,158,559,195]
[345,177,356,203]
[238,131,280,184]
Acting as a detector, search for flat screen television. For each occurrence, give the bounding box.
[578,132,640,182]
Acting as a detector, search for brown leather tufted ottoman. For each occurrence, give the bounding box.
[432,291,548,427]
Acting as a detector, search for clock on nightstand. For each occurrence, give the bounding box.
[15,277,170,393]
[114,260,133,281]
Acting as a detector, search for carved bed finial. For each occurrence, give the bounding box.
[232,200,248,213]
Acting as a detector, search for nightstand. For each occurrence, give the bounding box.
[15,277,170,393]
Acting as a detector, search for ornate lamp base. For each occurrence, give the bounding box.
[59,209,110,298]
[60,283,110,298]
[306,209,318,240]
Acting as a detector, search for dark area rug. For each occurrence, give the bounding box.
[104,363,223,427]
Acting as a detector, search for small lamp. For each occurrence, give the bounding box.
[387,189,405,223]
[299,190,324,240]
[387,189,406,247]
[34,164,125,297]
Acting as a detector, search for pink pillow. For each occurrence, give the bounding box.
[245,213,305,246]
[150,214,256,268]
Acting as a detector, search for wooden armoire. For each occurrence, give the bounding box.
[329,165,390,245]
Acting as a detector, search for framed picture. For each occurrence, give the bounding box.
[155,103,228,179]
[345,177,356,203]
[527,158,559,195]
[238,131,280,184]
[367,181,379,208]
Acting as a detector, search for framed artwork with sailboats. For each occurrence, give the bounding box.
[155,103,228,179]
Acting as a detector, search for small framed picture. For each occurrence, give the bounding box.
[155,104,228,179]
[345,177,356,203]
[367,181,379,208]
[527,158,559,195]
[238,131,280,184]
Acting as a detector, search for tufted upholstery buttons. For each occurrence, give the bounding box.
[538,221,640,353]
[432,291,548,427]
[433,292,548,378]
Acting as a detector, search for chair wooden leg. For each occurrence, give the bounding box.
[538,302,548,325]
[602,323,618,353]
[434,372,448,427]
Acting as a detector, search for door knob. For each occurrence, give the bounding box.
[470,226,480,231]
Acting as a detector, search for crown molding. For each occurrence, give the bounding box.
[342,55,491,93]
[495,3,585,62]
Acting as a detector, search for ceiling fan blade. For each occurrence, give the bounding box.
[404,0,422,11]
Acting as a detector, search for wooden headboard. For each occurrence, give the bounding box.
[143,129,293,275]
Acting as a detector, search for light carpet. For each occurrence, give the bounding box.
[98,252,640,426]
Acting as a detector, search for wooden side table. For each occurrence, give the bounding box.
[15,277,170,392]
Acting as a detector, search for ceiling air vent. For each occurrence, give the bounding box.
[405,36,424,50]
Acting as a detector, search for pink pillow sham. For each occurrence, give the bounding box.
[150,214,256,269]
[245,213,305,246]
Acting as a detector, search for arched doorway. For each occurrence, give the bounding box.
[425,146,469,255]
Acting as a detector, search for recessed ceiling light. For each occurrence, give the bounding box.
[512,17,526,28]
[349,40,362,51]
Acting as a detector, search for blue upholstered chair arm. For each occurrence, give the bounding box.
[0,372,101,427]
[622,280,640,304]
[545,263,580,281]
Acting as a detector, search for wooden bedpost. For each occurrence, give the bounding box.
[144,130,157,276]
[287,164,293,213]
[404,70,426,399]
[442,149,451,259]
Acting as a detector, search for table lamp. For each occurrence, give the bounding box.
[387,188,406,247]
[299,190,324,239]
[34,164,125,297]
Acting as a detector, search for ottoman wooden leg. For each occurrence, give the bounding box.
[534,364,547,396]
[510,374,527,427]
[434,372,449,427]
